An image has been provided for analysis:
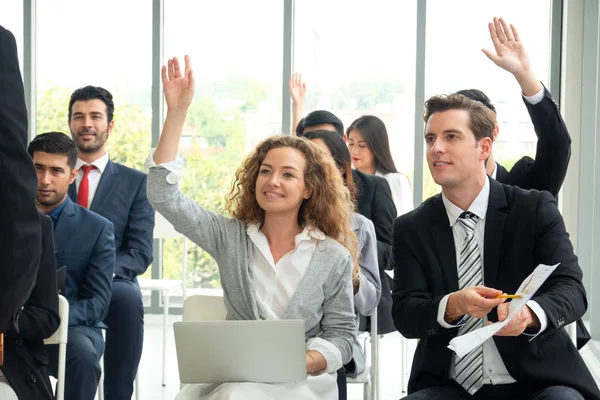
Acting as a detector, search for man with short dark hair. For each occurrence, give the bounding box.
[28,132,115,400]
[456,17,571,199]
[67,86,155,400]
[392,93,599,400]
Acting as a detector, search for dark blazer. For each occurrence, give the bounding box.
[69,159,154,281]
[495,87,571,199]
[353,169,397,335]
[55,197,115,327]
[391,178,600,399]
[494,88,591,348]
[0,25,42,332]
[1,214,60,400]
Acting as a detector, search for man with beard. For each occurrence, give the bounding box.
[66,86,154,400]
[28,132,114,400]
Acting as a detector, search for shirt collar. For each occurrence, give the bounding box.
[441,177,490,227]
[76,152,109,174]
[47,197,68,222]
[247,223,326,246]
[490,161,498,180]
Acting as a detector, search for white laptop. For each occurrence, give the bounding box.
[173,320,307,384]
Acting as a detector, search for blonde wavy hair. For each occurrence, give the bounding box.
[225,135,359,283]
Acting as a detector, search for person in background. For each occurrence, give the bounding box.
[28,132,115,400]
[302,129,381,400]
[347,115,413,216]
[66,86,155,400]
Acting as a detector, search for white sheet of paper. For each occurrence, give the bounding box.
[447,263,559,358]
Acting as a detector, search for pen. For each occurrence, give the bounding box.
[495,294,522,299]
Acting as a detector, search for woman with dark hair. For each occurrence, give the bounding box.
[147,56,358,400]
[347,115,413,216]
[301,130,381,393]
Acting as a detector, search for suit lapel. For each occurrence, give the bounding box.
[53,197,76,254]
[483,178,508,289]
[90,159,119,213]
[430,196,459,293]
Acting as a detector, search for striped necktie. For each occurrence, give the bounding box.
[455,211,484,395]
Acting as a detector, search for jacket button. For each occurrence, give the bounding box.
[30,374,37,383]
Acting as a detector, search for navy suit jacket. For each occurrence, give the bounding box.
[69,159,154,281]
[54,197,115,327]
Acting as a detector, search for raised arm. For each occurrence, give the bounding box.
[153,55,195,165]
[483,17,570,197]
[289,72,306,135]
[147,55,240,260]
[482,17,543,97]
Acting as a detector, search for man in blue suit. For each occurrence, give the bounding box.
[66,86,155,399]
[28,132,115,400]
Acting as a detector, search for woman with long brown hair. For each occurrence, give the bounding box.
[146,55,358,400]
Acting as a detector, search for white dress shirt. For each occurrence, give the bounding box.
[436,178,548,386]
[489,87,545,180]
[246,224,343,373]
[75,153,109,208]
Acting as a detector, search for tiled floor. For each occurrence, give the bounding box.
[134,314,600,400]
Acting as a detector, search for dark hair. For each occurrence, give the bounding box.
[68,86,115,123]
[300,130,357,202]
[424,94,496,142]
[346,115,398,174]
[27,131,78,169]
[455,89,496,113]
[296,110,344,137]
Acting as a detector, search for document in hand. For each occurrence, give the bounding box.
[447,263,559,358]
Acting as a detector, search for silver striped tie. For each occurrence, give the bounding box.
[455,212,484,395]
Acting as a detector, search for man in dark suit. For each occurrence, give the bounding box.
[392,93,599,399]
[66,86,154,400]
[28,132,115,400]
[0,25,42,333]
[296,110,397,334]
[1,213,60,400]
[456,18,571,199]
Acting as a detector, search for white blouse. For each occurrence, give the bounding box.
[376,171,414,217]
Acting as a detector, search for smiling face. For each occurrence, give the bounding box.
[347,129,375,173]
[255,147,312,217]
[32,151,77,212]
[68,99,114,156]
[425,109,491,189]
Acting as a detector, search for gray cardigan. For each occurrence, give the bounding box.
[147,167,356,364]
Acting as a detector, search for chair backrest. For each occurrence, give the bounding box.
[44,295,69,345]
[182,293,227,322]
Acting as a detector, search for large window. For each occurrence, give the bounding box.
[294,0,417,185]
[161,0,283,289]
[35,0,152,170]
[423,0,552,198]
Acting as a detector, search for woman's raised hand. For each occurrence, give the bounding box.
[162,55,195,111]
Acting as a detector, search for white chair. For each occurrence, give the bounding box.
[182,291,227,322]
[347,306,379,400]
[138,211,188,387]
[44,295,69,400]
